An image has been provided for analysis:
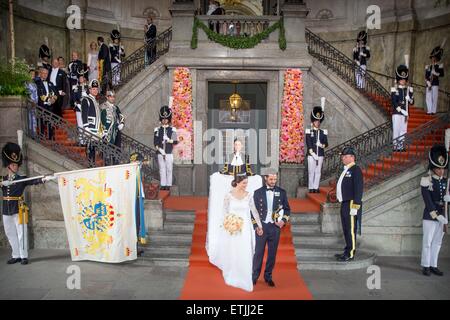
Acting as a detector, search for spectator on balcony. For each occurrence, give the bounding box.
[97,36,111,96]
[100,90,125,165]
[49,58,68,118]
[110,30,125,87]
[145,17,157,65]
[35,67,58,140]
[353,30,370,89]
[87,41,99,82]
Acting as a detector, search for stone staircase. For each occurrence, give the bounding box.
[140,210,195,267]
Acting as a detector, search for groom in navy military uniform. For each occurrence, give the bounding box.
[252,170,290,287]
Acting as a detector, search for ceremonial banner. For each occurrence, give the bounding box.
[55,163,138,263]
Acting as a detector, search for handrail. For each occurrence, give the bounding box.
[111,27,172,90]
[24,102,160,191]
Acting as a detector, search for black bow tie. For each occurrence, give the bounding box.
[266,187,274,192]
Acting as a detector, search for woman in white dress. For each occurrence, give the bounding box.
[217,174,263,292]
[206,139,263,266]
[87,41,99,81]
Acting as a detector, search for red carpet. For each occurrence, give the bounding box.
[162,196,313,300]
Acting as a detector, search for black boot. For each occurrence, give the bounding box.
[422,267,431,276]
[20,258,29,265]
[430,267,444,276]
[7,258,21,264]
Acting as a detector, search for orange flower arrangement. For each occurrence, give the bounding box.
[279,68,305,163]
[171,67,193,161]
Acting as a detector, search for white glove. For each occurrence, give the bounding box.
[311,152,319,161]
[158,148,166,156]
[118,123,124,131]
[426,81,431,88]
[350,209,358,216]
[1,180,12,187]
[356,61,360,66]
[401,110,408,117]
[42,175,56,183]
[316,143,325,149]
[444,195,450,202]
[436,215,448,225]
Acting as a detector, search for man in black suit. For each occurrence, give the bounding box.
[145,17,157,64]
[252,170,291,287]
[48,58,67,117]
[35,67,58,140]
[335,147,364,262]
[97,36,111,95]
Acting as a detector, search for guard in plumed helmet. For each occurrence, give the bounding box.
[425,43,445,115]
[100,90,124,164]
[154,106,178,190]
[391,55,414,152]
[37,44,51,73]
[81,79,101,166]
[353,30,370,89]
[420,144,449,276]
[334,146,364,262]
[110,29,125,87]
[1,142,51,265]
[305,97,328,193]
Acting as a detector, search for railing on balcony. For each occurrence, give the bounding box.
[200,15,273,37]
[24,102,160,198]
[305,28,392,118]
[111,27,172,90]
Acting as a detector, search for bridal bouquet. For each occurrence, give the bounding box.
[223,213,244,235]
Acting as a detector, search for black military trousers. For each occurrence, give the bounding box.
[340,201,358,258]
[252,222,280,282]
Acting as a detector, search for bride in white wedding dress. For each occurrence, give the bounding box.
[206,139,263,270]
[213,174,263,292]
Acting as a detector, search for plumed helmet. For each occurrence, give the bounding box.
[428,144,448,170]
[357,30,368,44]
[2,142,23,167]
[311,106,324,123]
[89,79,99,88]
[395,64,409,82]
[429,46,443,61]
[341,146,356,157]
[159,105,172,122]
[110,29,121,41]
[39,44,51,59]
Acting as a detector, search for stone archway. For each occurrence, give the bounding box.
[220,0,263,15]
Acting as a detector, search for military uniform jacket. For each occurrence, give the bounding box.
[391,85,414,116]
[425,64,444,86]
[253,186,291,228]
[154,126,178,155]
[353,45,370,66]
[1,174,43,215]
[37,61,51,74]
[72,84,89,111]
[68,59,84,84]
[220,153,254,176]
[81,95,101,135]
[110,44,125,64]
[35,79,58,111]
[420,175,447,220]
[100,102,124,144]
[305,128,328,157]
[338,164,364,209]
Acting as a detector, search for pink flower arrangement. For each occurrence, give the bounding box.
[171,67,193,161]
[279,69,305,163]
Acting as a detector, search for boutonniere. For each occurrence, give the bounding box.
[345,172,352,177]
[274,192,280,197]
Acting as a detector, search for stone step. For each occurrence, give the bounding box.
[138,253,190,267]
[292,233,342,246]
[294,244,345,258]
[165,211,196,223]
[297,251,376,270]
[148,231,193,245]
[144,244,191,255]
[290,213,320,224]
[163,222,195,233]
[290,223,321,234]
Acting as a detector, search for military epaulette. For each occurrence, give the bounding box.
[420,176,432,188]
[323,129,328,135]
[425,65,430,70]
[305,128,311,134]
[438,63,444,68]
[391,87,397,93]
[154,127,159,132]
[353,47,358,52]
[172,127,177,132]
[109,43,114,47]
[365,46,370,50]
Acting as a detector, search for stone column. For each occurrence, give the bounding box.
[281,1,309,44]
[169,1,196,49]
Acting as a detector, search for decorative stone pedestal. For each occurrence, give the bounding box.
[145,199,164,231]
[321,202,343,235]
[279,163,304,198]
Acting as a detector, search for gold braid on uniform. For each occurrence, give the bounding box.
[350,200,361,210]
[245,155,254,176]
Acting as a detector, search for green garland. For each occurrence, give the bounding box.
[191,16,286,51]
